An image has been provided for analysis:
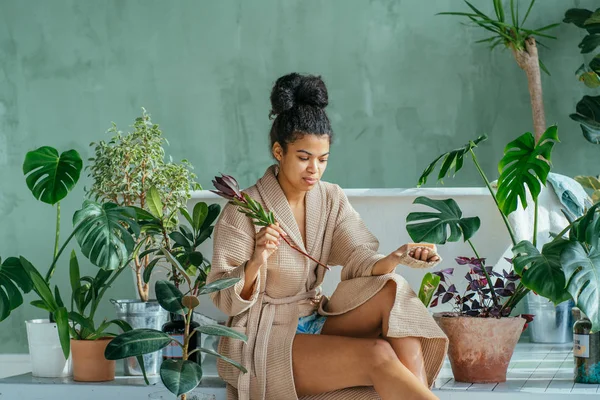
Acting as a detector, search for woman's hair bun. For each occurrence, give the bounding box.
[270,73,328,116]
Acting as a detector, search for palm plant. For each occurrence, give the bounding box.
[440,0,560,141]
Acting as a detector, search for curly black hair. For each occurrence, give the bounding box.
[269,73,333,154]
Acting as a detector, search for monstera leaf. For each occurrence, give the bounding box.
[417,135,487,187]
[496,126,559,216]
[0,257,33,321]
[512,239,571,304]
[406,197,480,244]
[570,96,600,144]
[23,146,82,205]
[561,242,600,331]
[73,201,139,270]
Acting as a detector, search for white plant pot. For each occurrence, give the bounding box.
[25,319,72,378]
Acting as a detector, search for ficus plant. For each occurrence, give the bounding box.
[104,254,247,400]
[440,0,560,141]
[87,109,201,301]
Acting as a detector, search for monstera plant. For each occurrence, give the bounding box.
[413,125,600,331]
[2,146,141,360]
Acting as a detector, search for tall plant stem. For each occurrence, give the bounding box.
[533,198,539,248]
[45,228,79,282]
[54,202,61,260]
[467,239,500,308]
[470,149,518,246]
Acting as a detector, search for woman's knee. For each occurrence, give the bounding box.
[368,339,398,371]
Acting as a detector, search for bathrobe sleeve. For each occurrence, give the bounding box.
[327,185,386,281]
[207,203,261,317]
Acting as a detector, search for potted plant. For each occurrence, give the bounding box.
[104,252,247,400]
[439,0,560,141]
[67,251,140,382]
[410,126,565,382]
[87,109,200,375]
[11,146,138,378]
[563,7,600,204]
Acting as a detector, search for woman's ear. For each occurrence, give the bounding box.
[272,142,283,162]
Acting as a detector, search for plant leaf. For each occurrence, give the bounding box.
[104,328,172,360]
[200,204,221,231]
[181,295,200,309]
[496,126,559,216]
[198,346,247,373]
[192,202,209,232]
[160,359,203,396]
[417,135,487,186]
[73,201,138,270]
[143,257,161,284]
[20,257,57,311]
[417,272,441,308]
[0,257,31,321]
[512,239,571,304]
[193,324,248,342]
[406,197,480,244]
[22,147,82,205]
[155,280,185,315]
[198,277,240,295]
[561,242,600,331]
[570,95,600,144]
[147,186,164,219]
[54,306,70,359]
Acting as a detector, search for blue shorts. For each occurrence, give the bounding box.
[296,312,327,335]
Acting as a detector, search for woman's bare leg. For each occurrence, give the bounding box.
[321,281,429,385]
[293,334,437,400]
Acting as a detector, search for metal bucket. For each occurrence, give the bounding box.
[112,299,168,376]
[525,293,574,343]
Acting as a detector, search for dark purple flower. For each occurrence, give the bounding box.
[455,256,485,267]
[211,173,244,201]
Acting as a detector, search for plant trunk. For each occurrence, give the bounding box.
[135,261,149,302]
[511,37,546,142]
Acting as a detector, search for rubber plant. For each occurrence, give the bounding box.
[130,189,221,291]
[440,0,560,141]
[87,108,200,301]
[105,254,247,400]
[563,7,600,202]
[11,146,140,359]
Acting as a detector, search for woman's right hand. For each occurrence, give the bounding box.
[250,222,287,266]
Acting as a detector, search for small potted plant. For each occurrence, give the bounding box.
[87,108,200,375]
[104,251,247,400]
[67,251,140,382]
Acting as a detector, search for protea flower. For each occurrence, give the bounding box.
[211,174,243,202]
[212,174,329,270]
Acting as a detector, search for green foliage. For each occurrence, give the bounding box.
[496,126,559,215]
[22,147,82,205]
[574,175,600,204]
[87,108,199,217]
[105,276,246,398]
[0,257,33,321]
[439,0,559,73]
[417,272,441,307]
[406,197,481,244]
[565,9,600,144]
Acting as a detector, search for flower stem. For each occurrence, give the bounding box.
[280,235,330,270]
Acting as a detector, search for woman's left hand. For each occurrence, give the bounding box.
[392,244,440,263]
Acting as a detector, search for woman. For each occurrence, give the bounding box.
[208,73,448,400]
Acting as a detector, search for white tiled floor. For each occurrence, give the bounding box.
[434,342,597,395]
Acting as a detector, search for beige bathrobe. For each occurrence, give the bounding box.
[208,165,448,400]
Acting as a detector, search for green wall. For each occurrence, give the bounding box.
[0,0,597,353]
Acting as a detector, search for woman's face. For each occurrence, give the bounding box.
[273,134,330,192]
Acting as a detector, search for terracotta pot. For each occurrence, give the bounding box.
[434,313,525,383]
[71,338,115,382]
